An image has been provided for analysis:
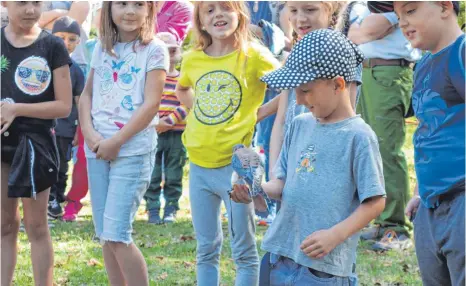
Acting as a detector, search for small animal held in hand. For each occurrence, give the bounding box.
[230,144,272,213]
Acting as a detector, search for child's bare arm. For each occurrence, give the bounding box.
[78,69,104,152]
[257,92,281,123]
[176,84,194,110]
[268,90,289,179]
[262,178,285,201]
[78,69,93,133]
[301,196,385,259]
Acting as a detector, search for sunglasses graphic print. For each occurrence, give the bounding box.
[15,56,52,96]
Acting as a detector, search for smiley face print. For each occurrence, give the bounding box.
[194,71,242,125]
[15,56,51,96]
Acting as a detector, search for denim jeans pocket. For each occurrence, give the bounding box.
[300,267,340,285]
[269,253,282,268]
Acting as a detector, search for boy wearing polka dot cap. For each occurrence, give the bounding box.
[231,29,386,284]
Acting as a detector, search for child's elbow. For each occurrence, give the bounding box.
[374,197,386,216]
[58,102,72,118]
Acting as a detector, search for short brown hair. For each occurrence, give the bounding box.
[99,1,156,57]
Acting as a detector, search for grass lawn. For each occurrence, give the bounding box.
[14,123,421,285]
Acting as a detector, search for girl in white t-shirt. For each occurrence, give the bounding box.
[79,2,168,285]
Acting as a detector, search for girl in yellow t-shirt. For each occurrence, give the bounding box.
[176,1,279,285]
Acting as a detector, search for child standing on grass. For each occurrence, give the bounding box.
[79,2,168,285]
[1,2,72,285]
[48,16,85,219]
[232,29,386,285]
[369,1,465,285]
[144,32,188,225]
[176,2,280,285]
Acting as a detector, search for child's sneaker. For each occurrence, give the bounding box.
[163,205,177,224]
[360,224,385,241]
[372,230,413,251]
[48,198,63,219]
[257,214,275,226]
[148,208,163,224]
[62,200,83,222]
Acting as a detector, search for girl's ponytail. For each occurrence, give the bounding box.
[322,1,347,31]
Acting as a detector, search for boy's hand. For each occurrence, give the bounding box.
[0,102,17,134]
[83,128,104,153]
[230,184,252,204]
[405,196,421,221]
[95,137,122,161]
[155,119,173,134]
[300,229,344,259]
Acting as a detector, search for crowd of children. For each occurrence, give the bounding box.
[1,1,464,286]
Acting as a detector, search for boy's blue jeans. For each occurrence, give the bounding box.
[264,254,357,286]
[414,190,465,286]
[189,163,259,286]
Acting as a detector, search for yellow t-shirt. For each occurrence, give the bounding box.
[179,43,280,168]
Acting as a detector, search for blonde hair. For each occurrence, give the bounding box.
[192,1,255,55]
[99,1,156,57]
[289,1,347,45]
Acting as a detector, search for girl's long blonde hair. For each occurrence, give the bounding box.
[192,1,255,55]
[99,1,156,57]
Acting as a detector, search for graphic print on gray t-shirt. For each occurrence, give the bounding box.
[262,114,386,277]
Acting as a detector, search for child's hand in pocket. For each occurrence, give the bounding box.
[83,129,104,153]
[95,138,122,161]
[300,229,344,259]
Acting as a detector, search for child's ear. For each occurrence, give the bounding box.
[439,1,455,17]
[333,76,346,91]
[76,37,81,45]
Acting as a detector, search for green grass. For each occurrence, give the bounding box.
[14,124,421,285]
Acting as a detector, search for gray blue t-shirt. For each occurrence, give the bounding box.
[261,114,386,277]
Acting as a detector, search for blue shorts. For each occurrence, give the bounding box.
[87,152,154,244]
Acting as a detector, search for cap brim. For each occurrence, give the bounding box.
[261,67,317,90]
[368,1,394,13]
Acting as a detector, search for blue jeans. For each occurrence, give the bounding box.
[87,152,154,244]
[189,163,259,286]
[269,255,357,286]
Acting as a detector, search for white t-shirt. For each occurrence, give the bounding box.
[85,39,169,158]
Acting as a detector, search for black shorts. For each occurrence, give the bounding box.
[1,126,21,165]
[1,126,59,198]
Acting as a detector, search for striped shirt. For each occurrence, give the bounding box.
[159,75,188,131]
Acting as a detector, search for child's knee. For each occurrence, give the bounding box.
[196,240,223,262]
[24,220,49,242]
[1,215,21,238]
[104,240,131,251]
[231,243,259,266]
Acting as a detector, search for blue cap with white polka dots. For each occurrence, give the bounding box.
[261,29,364,90]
